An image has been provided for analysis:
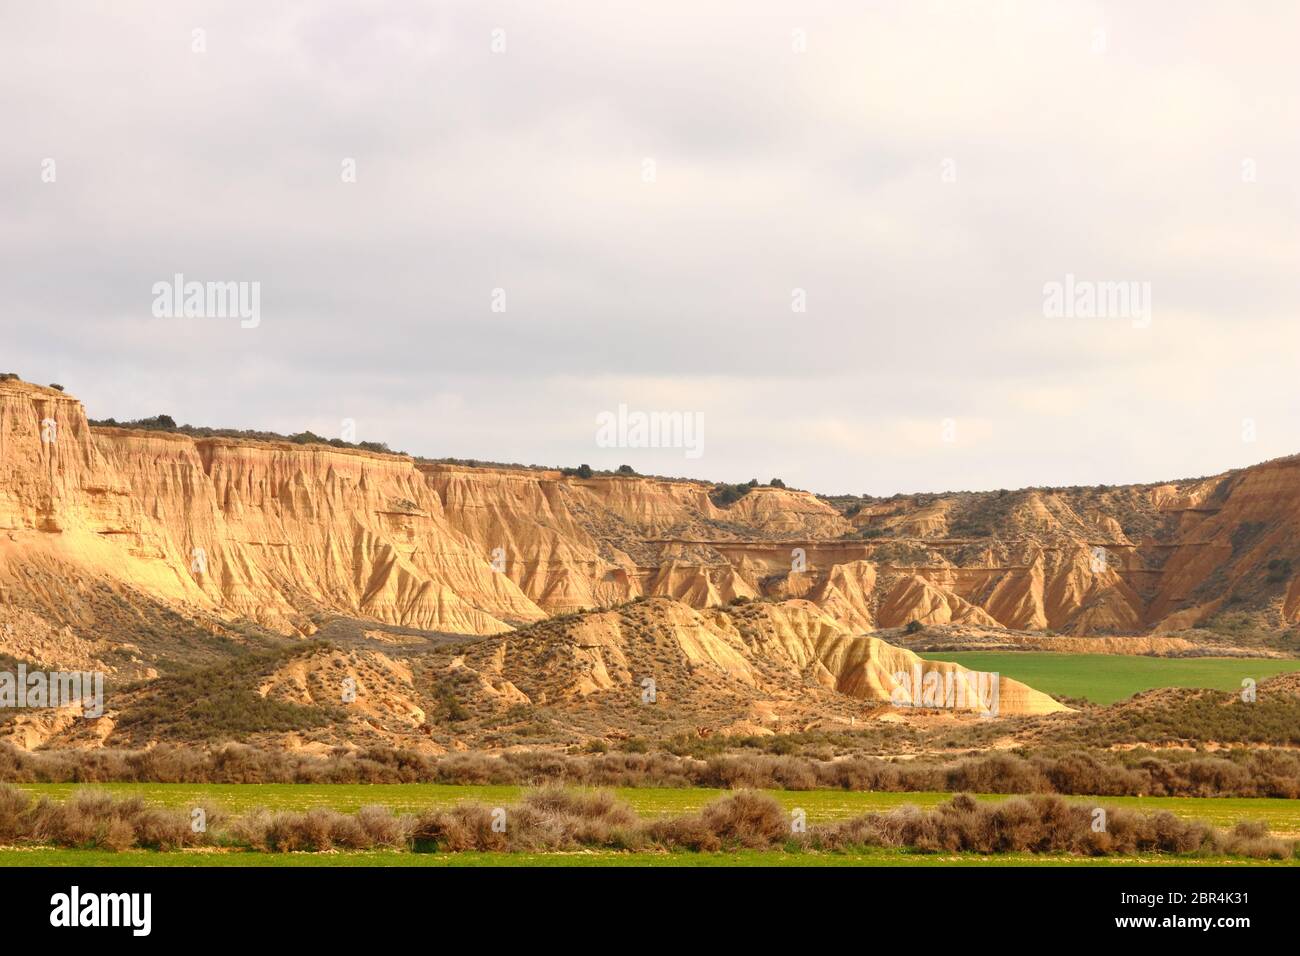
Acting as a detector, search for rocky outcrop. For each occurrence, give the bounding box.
[446,598,1068,723]
[13,597,1067,752]
[4,379,1300,651]
[1,380,544,639]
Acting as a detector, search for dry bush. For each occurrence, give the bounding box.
[644,814,722,852]
[697,791,790,848]
[25,789,197,851]
[644,791,793,851]
[702,756,821,791]
[270,809,336,851]
[943,754,1047,795]
[426,752,508,785]
[0,783,1291,859]
[513,786,644,849]
[809,794,1253,858]
[1219,821,1292,860]
[129,805,194,850]
[1036,751,1147,796]
[235,806,404,852]
[516,785,634,822]
[6,742,1300,800]
[355,805,407,847]
[229,807,274,851]
[410,787,645,853]
[410,804,510,853]
[408,788,792,854]
[0,784,35,843]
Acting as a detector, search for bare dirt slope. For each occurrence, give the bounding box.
[5,597,1063,752]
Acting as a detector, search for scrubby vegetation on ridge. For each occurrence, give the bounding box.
[110,645,344,743]
[1061,683,1300,747]
[89,415,403,456]
[86,414,714,485]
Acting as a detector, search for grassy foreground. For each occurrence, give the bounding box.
[3,782,1296,867]
[14,783,1300,835]
[921,652,1300,705]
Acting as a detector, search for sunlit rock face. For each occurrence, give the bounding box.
[4,379,1298,649]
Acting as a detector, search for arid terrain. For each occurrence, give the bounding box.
[0,372,1298,869]
[6,0,1297,921]
[2,374,1299,758]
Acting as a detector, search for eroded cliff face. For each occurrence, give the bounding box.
[417,469,1197,637]
[3,380,1298,653]
[417,465,1149,634]
[445,598,1067,723]
[0,380,544,642]
[418,463,849,613]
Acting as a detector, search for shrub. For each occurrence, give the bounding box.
[6,743,1300,800]
[0,785,1292,859]
[812,794,1229,857]
[697,791,789,848]
[355,805,408,847]
[237,806,403,852]
[410,804,509,853]
[24,788,197,851]
[710,483,753,507]
[0,785,34,842]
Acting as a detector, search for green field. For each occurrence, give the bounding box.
[12,783,1300,834]
[5,783,1297,867]
[920,652,1300,705]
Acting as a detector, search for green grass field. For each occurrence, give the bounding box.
[5,783,1297,867]
[12,782,1300,833]
[920,652,1300,705]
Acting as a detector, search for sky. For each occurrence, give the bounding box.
[2,1,1298,496]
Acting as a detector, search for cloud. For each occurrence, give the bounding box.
[2,0,1296,494]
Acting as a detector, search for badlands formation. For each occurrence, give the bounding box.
[2,376,1297,747]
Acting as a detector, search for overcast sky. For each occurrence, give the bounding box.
[3,1,1298,495]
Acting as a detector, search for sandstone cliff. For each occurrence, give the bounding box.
[1,379,544,649]
[4,378,1299,664]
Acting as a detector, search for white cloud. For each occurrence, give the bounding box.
[2,0,1296,494]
